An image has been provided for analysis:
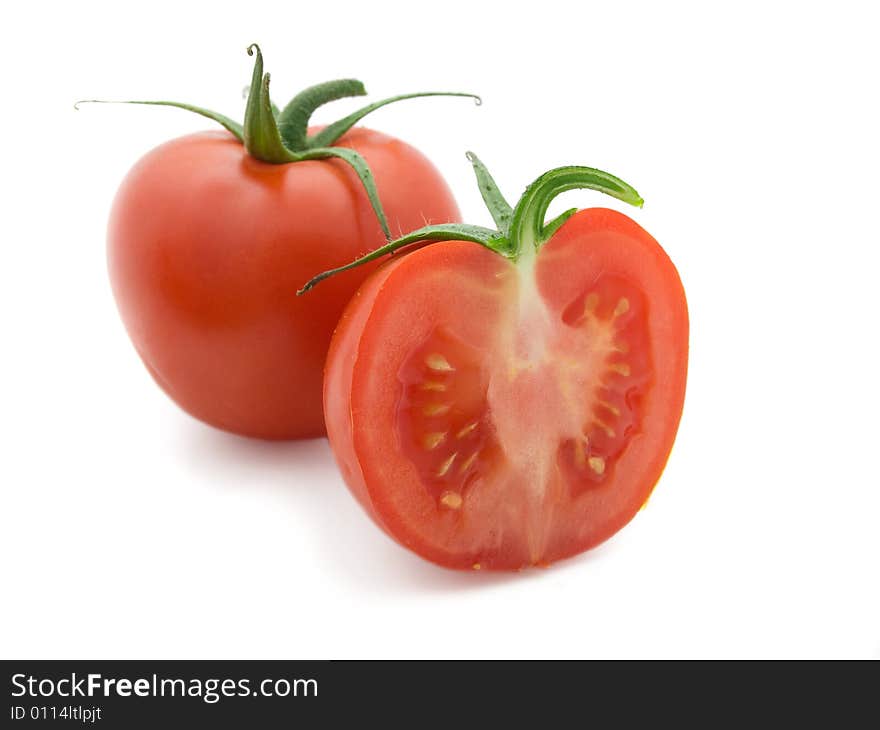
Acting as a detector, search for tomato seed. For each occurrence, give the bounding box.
[436,452,458,477]
[456,422,478,439]
[440,491,462,509]
[425,353,454,372]
[423,403,451,416]
[422,432,447,450]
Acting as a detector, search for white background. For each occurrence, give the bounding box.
[2,1,878,659]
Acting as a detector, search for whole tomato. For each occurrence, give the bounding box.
[97,45,475,438]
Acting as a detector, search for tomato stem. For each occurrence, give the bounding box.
[466,151,513,239]
[300,154,644,293]
[309,93,481,149]
[277,78,368,151]
[508,167,644,258]
[73,99,245,140]
[297,224,503,294]
[294,146,393,239]
[78,43,480,245]
[242,45,299,163]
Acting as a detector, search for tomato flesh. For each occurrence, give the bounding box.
[325,208,688,569]
[554,274,651,493]
[398,328,501,509]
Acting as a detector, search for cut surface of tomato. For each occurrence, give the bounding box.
[324,206,688,570]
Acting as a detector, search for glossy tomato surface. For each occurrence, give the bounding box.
[325,208,688,569]
[108,127,459,439]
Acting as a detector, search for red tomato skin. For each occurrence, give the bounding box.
[324,209,688,570]
[324,259,404,533]
[108,127,460,439]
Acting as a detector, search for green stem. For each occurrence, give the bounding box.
[77,43,479,162]
[73,99,244,141]
[298,223,502,294]
[542,207,578,240]
[508,166,643,257]
[278,79,367,151]
[465,151,513,237]
[242,44,297,163]
[298,147,392,239]
[308,92,481,149]
[80,43,483,258]
[300,156,645,292]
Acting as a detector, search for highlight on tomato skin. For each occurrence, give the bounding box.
[318,156,688,571]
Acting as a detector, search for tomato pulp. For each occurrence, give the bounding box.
[109,128,459,439]
[324,202,688,569]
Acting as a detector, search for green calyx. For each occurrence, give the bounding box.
[76,44,480,240]
[298,153,643,294]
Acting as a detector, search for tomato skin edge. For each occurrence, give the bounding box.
[325,248,499,567]
[324,259,402,536]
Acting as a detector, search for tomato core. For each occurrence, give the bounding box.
[396,256,651,524]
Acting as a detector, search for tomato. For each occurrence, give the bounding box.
[98,45,476,439]
[109,127,458,438]
[317,157,688,569]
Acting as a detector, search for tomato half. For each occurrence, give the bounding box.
[108,127,459,439]
[324,208,688,569]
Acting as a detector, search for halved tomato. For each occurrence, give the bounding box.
[315,157,688,569]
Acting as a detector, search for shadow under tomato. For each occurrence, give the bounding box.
[176,417,615,595]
